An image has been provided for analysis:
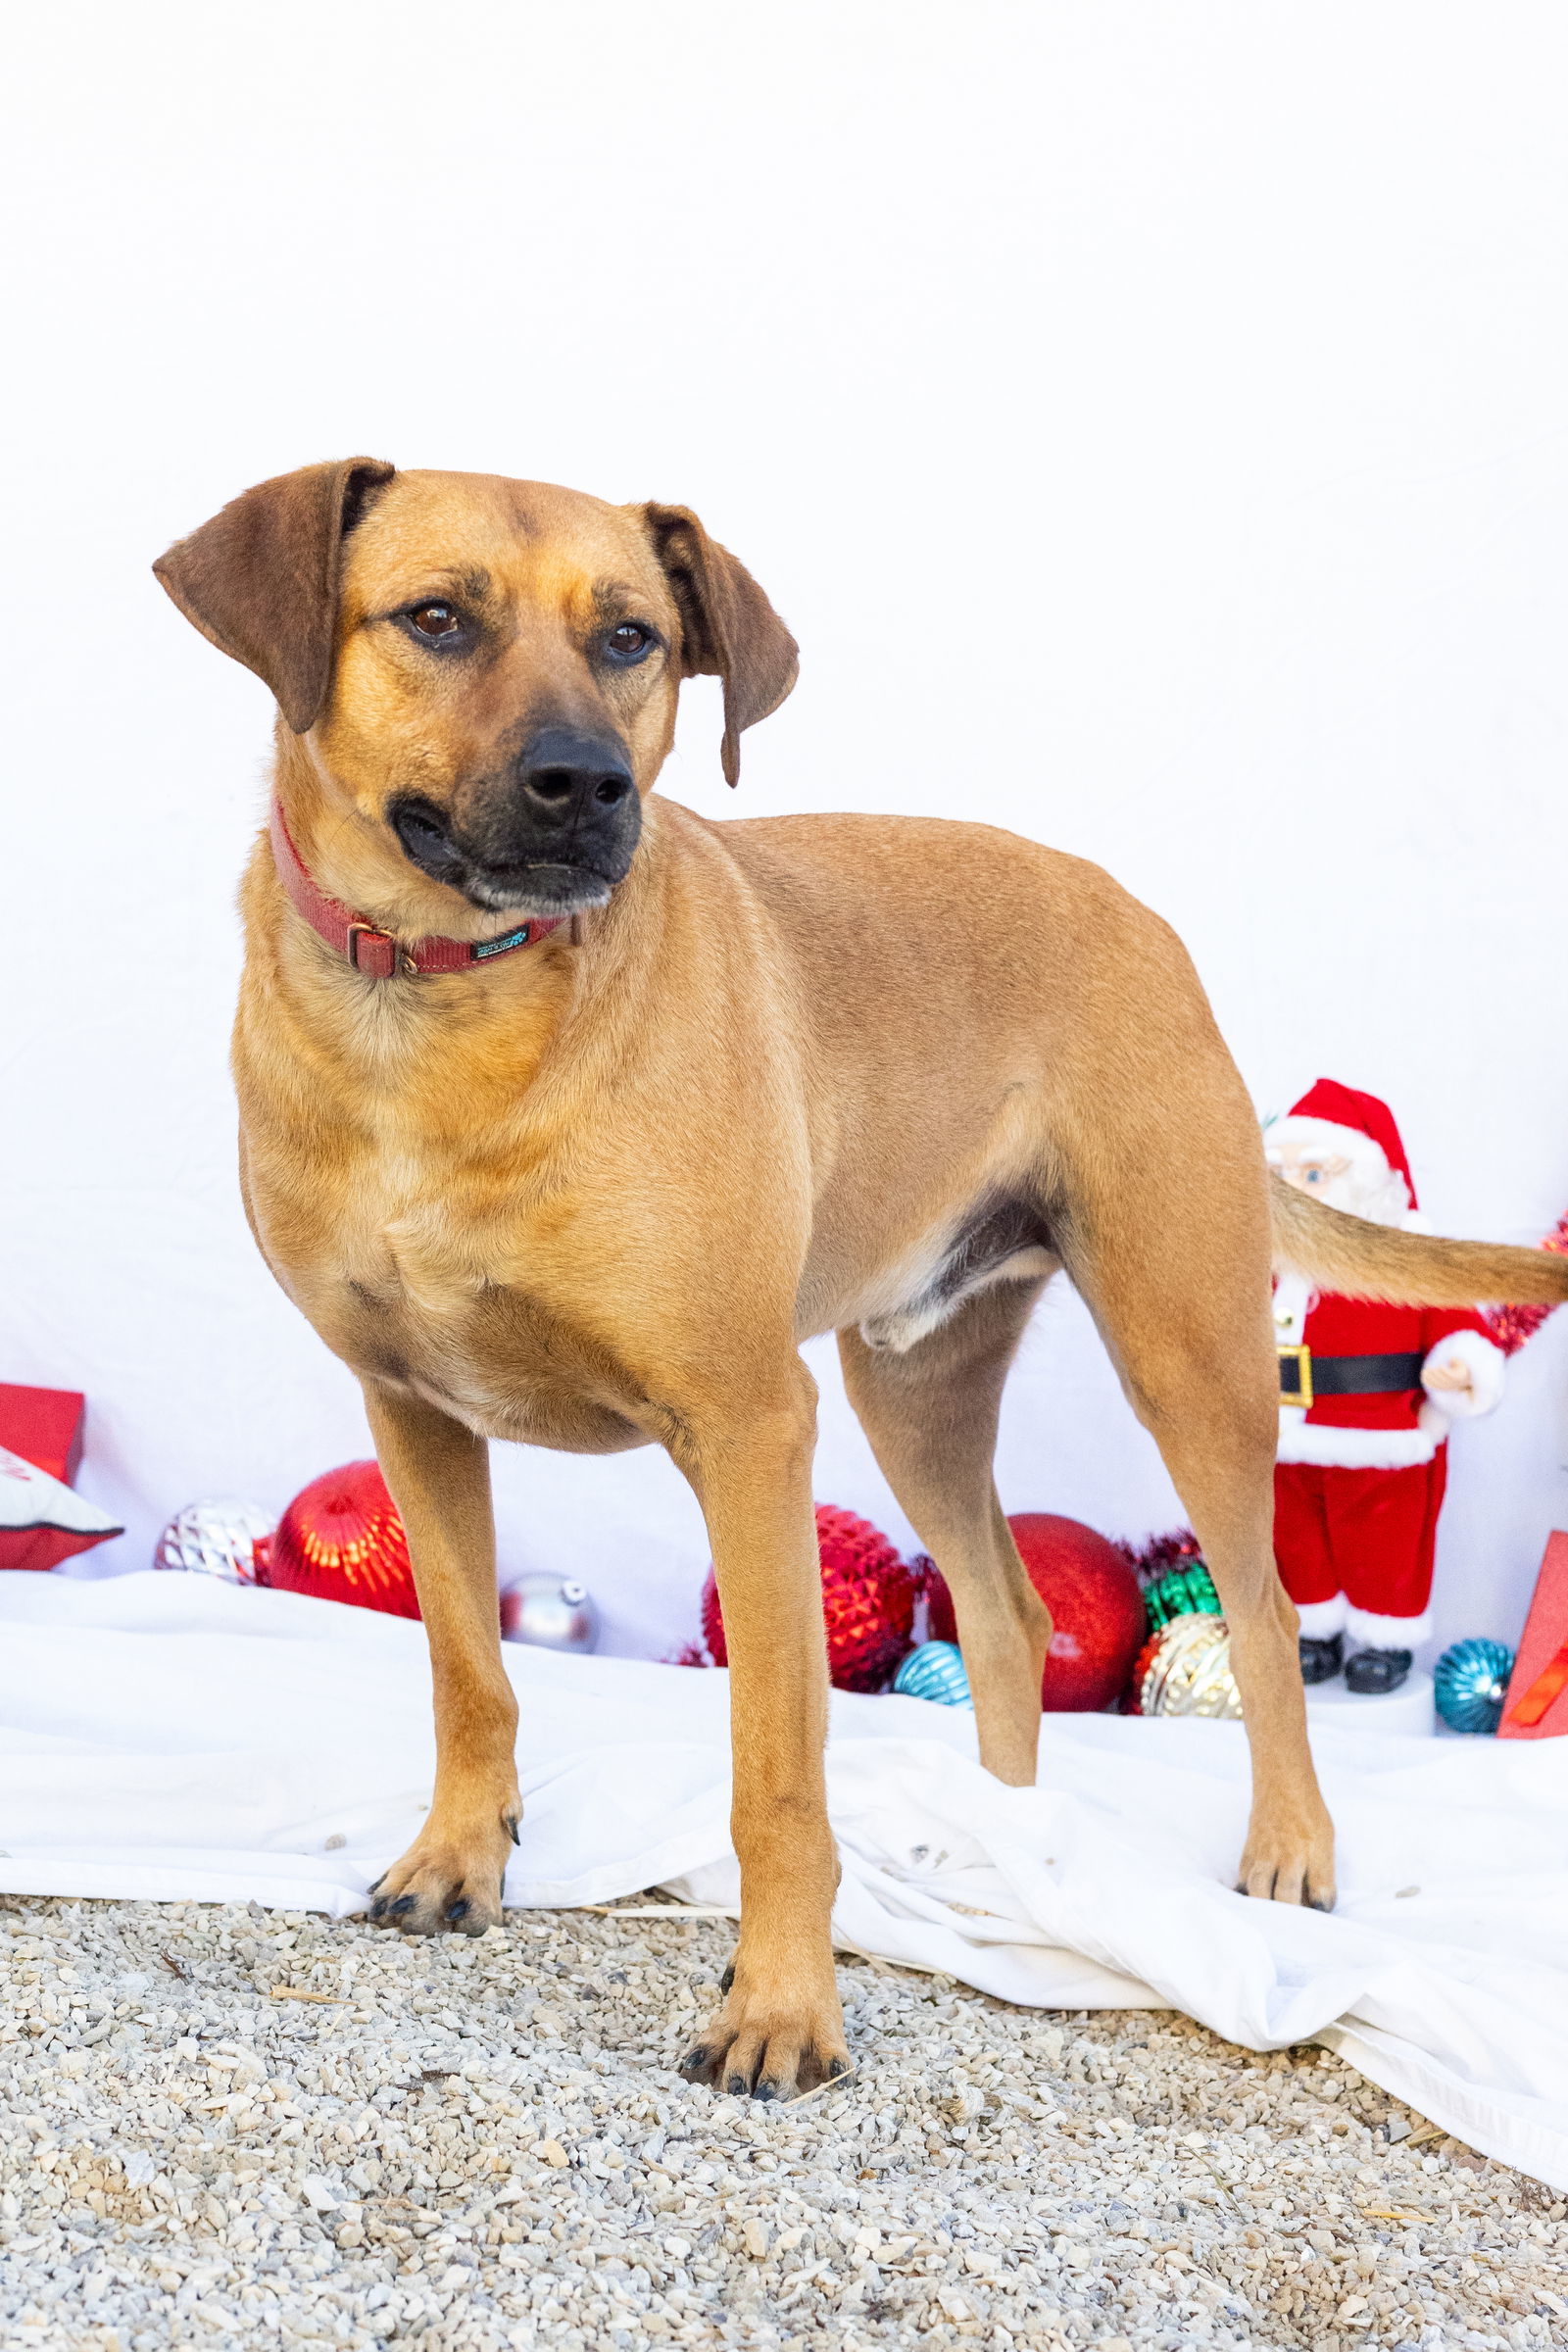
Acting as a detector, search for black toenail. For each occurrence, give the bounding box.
[725,2072,750,2096]
[679,2047,710,2078]
[755,2080,780,2103]
[719,1963,735,1993]
[506,1817,521,1846]
[447,1897,469,1923]
[826,2057,849,2079]
[389,1895,416,1916]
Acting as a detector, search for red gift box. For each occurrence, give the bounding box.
[1498,1530,1568,1740]
[0,1384,86,1487]
[0,1383,121,1571]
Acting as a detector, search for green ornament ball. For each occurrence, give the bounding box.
[1144,1559,1221,1635]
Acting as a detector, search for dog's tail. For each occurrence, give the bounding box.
[1269,1171,1568,1308]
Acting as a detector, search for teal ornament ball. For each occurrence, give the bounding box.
[893,1640,973,1708]
[1434,1639,1514,1735]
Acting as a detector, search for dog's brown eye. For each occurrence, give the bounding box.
[409,603,462,640]
[606,622,653,662]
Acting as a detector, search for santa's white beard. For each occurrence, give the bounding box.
[1313,1168,1411,1225]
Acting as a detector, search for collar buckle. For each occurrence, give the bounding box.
[345,922,399,979]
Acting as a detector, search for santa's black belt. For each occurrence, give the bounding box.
[1277,1348,1423,1409]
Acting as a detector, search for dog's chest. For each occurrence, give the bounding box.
[269,1124,645,1455]
[340,1145,498,1319]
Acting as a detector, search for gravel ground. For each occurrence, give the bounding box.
[0,1893,1562,2352]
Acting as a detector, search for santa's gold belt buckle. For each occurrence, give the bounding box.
[1277,1344,1313,1408]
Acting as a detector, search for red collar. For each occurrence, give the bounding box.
[269,802,565,979]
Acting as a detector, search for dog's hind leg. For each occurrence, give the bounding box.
[1057,1078,1336,1910]
[839,1279,1054,1787]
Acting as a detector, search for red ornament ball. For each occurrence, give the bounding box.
[924,1513,1146,1711]
[701,1504,915,1692]
[261,1460,421,1621]
[920,1554,957,1645]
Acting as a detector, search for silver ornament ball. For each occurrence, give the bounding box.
[154,1497,275,1585]
[502,1572,600,1653]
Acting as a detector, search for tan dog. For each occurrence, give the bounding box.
[154,461,1568,2098]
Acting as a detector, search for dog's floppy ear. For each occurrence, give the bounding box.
[637,505,799,785]
[153,458,396,733]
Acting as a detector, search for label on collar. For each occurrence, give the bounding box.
[471,925,533,960]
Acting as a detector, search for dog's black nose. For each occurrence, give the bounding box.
[516,727,634,826]
[411,722,643,913]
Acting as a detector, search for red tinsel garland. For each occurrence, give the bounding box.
[1112,1527,1205,1584]
[1482,1209,1568,1355]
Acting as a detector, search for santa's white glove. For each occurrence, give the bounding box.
[1420,1329,1505,1419]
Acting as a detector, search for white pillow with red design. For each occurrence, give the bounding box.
[0,1446,122,1571]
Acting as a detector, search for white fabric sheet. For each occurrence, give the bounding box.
[2,1573,1565,2189]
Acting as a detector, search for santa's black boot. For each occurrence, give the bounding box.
[1344,1645,1413,1695]
[1298,1632,1344,1685]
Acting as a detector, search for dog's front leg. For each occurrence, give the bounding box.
[361,1381,520,1936]
[675,1375,851,2099]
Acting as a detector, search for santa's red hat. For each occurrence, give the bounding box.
[1269,1077,1418,1213]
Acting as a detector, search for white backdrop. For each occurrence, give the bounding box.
[5,3,1568,1664]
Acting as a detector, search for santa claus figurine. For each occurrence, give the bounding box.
[1266,1078,1505,1694]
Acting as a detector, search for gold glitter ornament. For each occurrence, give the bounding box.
[1134,1610,1243,1719]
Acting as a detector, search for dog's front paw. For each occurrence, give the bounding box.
[1236,1795,1337,1911]
[368,1803,520,1936]
[678,1956,851,2101]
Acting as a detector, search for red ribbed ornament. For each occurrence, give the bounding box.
[700,1504,914,1692]
[922,1512,1146,1711]
[261,1459,420,1621]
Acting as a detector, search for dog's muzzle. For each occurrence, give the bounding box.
[390,727,642,915]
